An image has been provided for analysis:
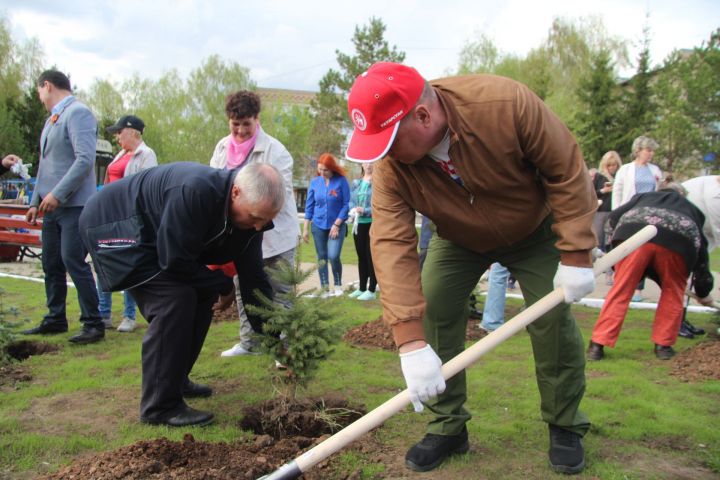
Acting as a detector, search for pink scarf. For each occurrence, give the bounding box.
[226,125,260,170]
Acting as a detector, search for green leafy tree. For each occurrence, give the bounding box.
[0,16,45,172]
[575,48,622,165]
[246,255,342,401]
[454,16,627,130]
[81,79,125,145]
[261,103,316,181]
[652,29,720,175]
[311,17,405,157]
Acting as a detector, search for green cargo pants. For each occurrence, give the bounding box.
[421,216,590,436]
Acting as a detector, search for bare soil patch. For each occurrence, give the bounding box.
[5,339,60,360]
[240,395,366,439]
[343,314,503,351]
[0,340,59,388]
[670,335,720,382]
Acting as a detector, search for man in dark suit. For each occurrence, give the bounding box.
[20,70,103,344]
[79,162,284,427]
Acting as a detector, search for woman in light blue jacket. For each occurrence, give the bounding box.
[348,162,377,300]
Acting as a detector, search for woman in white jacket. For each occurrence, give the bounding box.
[611,135,663,209]
[209,90,299,358]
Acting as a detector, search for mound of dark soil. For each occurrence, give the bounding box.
[343,315,490,351]
[241,396,366,439]
[41,430,408,480]
[0,364,32,387]
[42,433,311,480]
[671,335,720,382]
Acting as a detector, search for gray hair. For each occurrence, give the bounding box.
[233,163,285,212]
[631,135,659,158]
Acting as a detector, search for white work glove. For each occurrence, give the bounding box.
[553,263,595,303]
[399,345,446,412]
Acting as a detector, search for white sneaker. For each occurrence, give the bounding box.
[221,343,260,357]
[357,290,376,301]
[333,287,344,297]
[320,290,332,299]
[116,317,136,332]
[348,289,363,298]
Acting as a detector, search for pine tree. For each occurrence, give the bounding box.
[575,48,621,165]
[245,253,343,401]
[310,17,405,157]
[619,24,656,156]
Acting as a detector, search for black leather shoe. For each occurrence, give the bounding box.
[405,427,469,472]
[182,379,213,398]
[678,321,695,339]
[141,404,214,427]
[548,424,585,474]
[586,341,604,361]
[682,319,705,335]
[21,321,68,335]
[68,326,105,344]
[654,344,676,360]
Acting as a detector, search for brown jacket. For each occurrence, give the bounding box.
[370,74,597,347]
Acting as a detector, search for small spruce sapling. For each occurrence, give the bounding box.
[245,250,342,401]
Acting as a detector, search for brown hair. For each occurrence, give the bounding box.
[316,153,346,177]
[225,90,261,119]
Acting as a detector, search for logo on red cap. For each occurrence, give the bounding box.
[351,109,367,131]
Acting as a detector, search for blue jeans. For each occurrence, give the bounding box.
[41,207,101,328]
[97,277,137,320]
[481,262,509,331]
[311,223,346,287]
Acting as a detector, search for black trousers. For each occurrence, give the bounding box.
[130,270,230,420]
[353,222,377,292]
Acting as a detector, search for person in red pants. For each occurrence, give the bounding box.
[588,182,716,361]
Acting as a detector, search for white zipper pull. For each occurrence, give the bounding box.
[469,194,475,204]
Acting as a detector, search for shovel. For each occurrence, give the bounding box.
[259,225,658,480]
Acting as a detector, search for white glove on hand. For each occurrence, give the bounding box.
[553,263,595,303]
[400,345,446,412]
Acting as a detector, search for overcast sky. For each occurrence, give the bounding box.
[3,0,718,92]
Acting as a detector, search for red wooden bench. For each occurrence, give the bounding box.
[0,204,43,261]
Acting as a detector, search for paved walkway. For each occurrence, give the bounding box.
[299,261,719,312]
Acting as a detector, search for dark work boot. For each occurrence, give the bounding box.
[678,321,695,339]
[654,344,676,360]
[548,424,585,474]
[405,427,469,472]
[682,319,704,335]
[586,341,604,361]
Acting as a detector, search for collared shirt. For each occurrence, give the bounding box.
[51,95,75,116]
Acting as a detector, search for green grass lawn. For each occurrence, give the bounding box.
[0,273,719,478]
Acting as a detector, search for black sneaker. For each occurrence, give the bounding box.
[654,344,676,360]
[405,427,469,472]
[548,424,585,474]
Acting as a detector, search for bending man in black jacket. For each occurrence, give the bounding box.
[80,162,284,426]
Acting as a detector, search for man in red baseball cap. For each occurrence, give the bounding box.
[345,62,597,475]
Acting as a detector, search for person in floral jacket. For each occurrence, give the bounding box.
[587,183,716,361]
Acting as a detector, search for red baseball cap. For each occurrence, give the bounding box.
[345,62,425,163]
